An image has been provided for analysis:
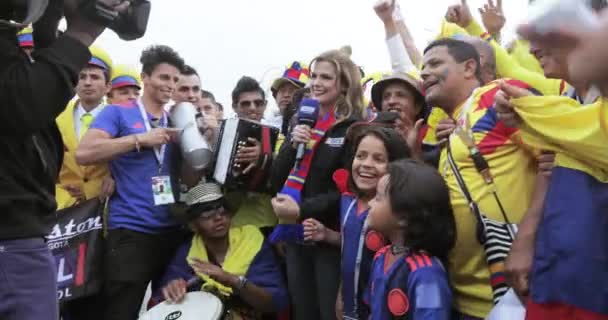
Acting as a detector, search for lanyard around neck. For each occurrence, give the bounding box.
[137,99,168,171]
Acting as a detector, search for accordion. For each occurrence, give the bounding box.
[213,118,279,191]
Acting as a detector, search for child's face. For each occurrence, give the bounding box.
[107,86,140,104]
[352,135,389,196]
[368,174,399,234]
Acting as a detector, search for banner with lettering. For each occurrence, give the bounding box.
[46,198,104,302]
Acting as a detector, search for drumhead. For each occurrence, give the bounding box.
[140,291,223,320]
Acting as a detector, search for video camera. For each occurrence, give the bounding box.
[0,0,151,41]
[80,0,151,40]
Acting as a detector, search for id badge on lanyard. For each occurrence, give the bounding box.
[341,199,368,319]
[137,100,175,206]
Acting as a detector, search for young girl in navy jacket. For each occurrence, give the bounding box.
[364,159,456,319]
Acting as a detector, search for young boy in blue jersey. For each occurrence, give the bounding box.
[364,159,455,320]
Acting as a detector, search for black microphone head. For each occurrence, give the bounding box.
[297,98,320,127]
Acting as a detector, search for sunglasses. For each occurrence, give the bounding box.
[238,99,266,108]
[198,207,229,219]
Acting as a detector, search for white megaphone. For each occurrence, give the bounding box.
[171,102,214,170]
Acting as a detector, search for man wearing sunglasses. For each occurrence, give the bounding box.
[154,182,288,318]
[232,76,268,123]
[223,76,279,233]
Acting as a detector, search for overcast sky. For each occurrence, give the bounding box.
[93,0,528,117]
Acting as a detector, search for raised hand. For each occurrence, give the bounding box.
[445,0,473,28]
[374,0,396,23]
[479,0,505,36]
[271,194,300,224]
[63,0,131,47]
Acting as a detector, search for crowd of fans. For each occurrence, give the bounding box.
[3,0,608,319]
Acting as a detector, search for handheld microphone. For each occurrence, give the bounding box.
[294,98,320,169]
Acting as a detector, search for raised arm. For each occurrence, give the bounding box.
[515,96,608,168]
[497,81,608,169]
[478,0,505,42]
[445,0,563,96]
[0,1,131,135]
[0,35,90,135]
[374,0,418,72]
[394,4,422,67]
[466,20,562,95]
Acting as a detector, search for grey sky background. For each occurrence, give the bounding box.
[93,0,529,117]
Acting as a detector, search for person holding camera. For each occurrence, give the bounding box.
[0,0,126,319]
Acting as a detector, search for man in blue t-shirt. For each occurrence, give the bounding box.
[77,45,187,320]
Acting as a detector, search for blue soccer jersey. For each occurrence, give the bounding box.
[364,246,452,320]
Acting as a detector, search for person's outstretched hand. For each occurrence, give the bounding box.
[445,0,473,28]
[63,0,131,46]
[479,0,505,36]
[374,0,396,24]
